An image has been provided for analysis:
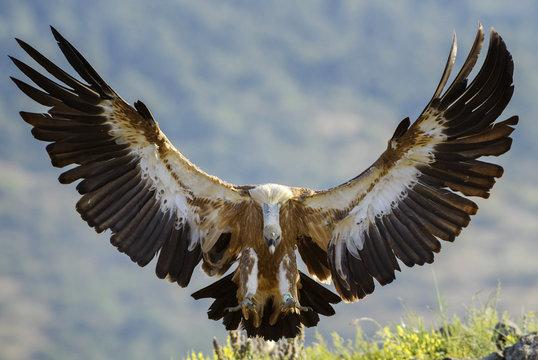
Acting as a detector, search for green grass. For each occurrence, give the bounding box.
[185,289,537,360]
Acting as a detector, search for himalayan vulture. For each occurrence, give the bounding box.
[10,24,517,340]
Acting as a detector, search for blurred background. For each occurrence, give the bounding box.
[0,0,536,359]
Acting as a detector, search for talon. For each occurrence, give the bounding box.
[296,304,313,312]
[225,298,259,322]
[224,304,242,312]
[225,298,256,313]
[280,294,312,313]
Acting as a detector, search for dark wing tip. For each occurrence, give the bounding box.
[508,115,519,125]
[9,55,34,76]
[46,26,115,99]
[14,38,37,59]
[14,38,36,54]
[390,117,411,141]
[50,26,63,42]
[134,100,156,126]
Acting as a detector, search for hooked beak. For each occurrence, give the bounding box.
[268,239,276,255]
[264,230,280,255]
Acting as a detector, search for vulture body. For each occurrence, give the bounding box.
[11,24,517,340]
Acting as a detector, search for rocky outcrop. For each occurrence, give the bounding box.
[443,333,538,360]
[502,334,538,360]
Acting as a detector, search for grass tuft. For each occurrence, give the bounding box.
[185,288,537,360]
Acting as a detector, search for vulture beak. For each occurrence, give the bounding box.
[268,235,276,255]
[264,228,280,256]
[268,243,276,255]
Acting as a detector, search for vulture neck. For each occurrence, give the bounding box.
[249,183,294,255]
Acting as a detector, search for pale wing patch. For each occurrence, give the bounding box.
[107,114,198,240]
[138,145,191,213]
[278,254,292,296]
[244,248,259,299]
[417,108,447,138]
[334,128,445,253]
[333,165,419,257]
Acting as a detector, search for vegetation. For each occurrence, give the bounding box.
[186,291,537,360]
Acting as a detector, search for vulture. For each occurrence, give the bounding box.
[10,24,517,340]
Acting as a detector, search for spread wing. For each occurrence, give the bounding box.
[11,27,258,286]
[294,25,517,302]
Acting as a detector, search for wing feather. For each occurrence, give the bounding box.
[297,26,517,302]
[12,27,253,286]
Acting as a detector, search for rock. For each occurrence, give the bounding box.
[481,352,505,360]
[494,321,522,350]
[503,334,538,360]
[442,333,538,360]
[441,352,503,360]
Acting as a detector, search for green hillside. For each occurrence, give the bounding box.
[1,1,537,359]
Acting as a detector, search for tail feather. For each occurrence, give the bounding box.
[241,298,302,340]
[299,271,341,316]
[191,270,341,340]
[191,272,241,328]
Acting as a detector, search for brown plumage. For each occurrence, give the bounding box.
[11,24,517,340]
